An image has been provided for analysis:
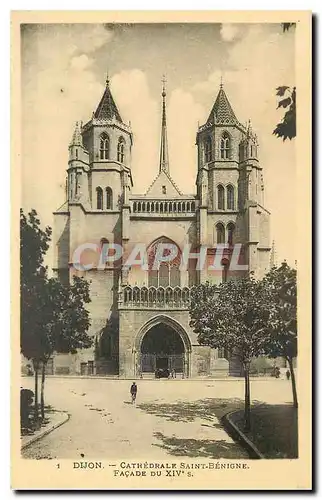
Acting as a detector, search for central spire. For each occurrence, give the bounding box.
[159,75,169,174]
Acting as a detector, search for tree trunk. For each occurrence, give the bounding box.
[33,361,39,427]
[244,363,251,431]
[287,356,298,408]
[40,361,46,420]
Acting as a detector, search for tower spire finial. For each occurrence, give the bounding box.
[105,71,110,87]
[159,75,169,174]
[220,74,223,89]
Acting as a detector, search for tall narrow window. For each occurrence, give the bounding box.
[227,222,235,246]
[227,185,235,210]
[220,132,231,160]
[117,137,125,163]
[106,187,113,210]
[99,133,110,160]
[216,223,225,244]
[147,237,181,287]
[217,185,225,210]
[204,137,212,163]
[96,187,103,210]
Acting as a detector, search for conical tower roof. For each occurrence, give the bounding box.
[207,84,239,125]
[94,76,123,122]
[70,121,83,146]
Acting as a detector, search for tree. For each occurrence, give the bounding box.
[273,23,296,141]
[20,209,93,421]
[273,86,296,141]
[262,263,298,407]
[20,209,52,425]
[190,278,270,431]
[37,276,93,419]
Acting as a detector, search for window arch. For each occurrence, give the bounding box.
[226,185,235,210]
[227,222,235,246]
[204,136,212,163]
[99,133,110,160]
[217,185,225,210]
[96,187,103,210]
[106,187,113,210]
[216,223,225,244]
[117,137,125,163]
[220,132,231,160]
[147,237,181,288]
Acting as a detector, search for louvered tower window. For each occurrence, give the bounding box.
[220,132,231,159]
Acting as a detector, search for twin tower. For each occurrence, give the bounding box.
[53,73,271,378]
[63,74,270,283]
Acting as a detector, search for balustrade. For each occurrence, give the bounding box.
[131,199,196,214]
[120,285,192,309]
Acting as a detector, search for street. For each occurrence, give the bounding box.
[21,378,292,460]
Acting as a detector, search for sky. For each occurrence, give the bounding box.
[21,22,296,266]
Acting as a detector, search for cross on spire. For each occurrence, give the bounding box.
[162,74,167,96]
[105,71,110,87]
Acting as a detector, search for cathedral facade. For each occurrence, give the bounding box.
[52,76,271,378]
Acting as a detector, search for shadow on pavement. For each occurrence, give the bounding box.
[137,397,263,423]
[152,432,248,459]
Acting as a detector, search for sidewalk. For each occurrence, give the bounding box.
[21,410,69,450]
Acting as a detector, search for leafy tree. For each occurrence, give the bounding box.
[20,209,52,424]
[273,86,296,141]
[190,278,270,430]
[38,276,92,418]
[282,23,296,32]
[273,23,296,141]
[262,263,297,407]
[20,209,92,421]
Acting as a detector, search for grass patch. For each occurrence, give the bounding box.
[231,404,298,458]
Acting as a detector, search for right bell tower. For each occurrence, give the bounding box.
[196,83,271,281]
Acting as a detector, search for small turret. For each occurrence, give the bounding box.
[239,120,259,163]
[68,121,89,205]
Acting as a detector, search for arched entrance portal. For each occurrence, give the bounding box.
[141,324,184,373]
[136,317,191,377]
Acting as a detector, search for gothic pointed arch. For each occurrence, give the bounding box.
[117,136,125,163]
[96,186,103,210]
[226,184,235,210]
[220,131,231,160]
[106,186,113,209]
[204,136,212,163]
[147,236,181,288]
[227,222,236,245]
[217,184,225,210]
[216,222,225,244]
[99,132,110,160]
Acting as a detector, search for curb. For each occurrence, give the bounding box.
[21,411,70,450]
[222,410,265,459]
[22,375,276,382]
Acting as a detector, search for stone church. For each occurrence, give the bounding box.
[52,75,271,378]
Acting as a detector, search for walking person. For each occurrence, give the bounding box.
[130,382,137,404]
[286,369,291,381]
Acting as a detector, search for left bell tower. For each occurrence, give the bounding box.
[81,75,133,212]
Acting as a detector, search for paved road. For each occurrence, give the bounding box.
[21,378,292,460]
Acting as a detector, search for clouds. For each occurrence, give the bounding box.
[111,70,204,195]
[21,24,114,265]
[21,22,296,266]
[191,23,296,264]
